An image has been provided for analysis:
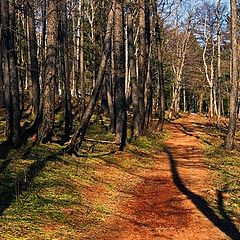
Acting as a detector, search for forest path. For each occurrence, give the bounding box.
[90,115,237,240]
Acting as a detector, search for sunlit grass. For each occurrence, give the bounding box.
[203,135,240,224]
[0,116,166,239]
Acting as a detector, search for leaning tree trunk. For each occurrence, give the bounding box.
[114,0,127,149]
[38,0,57,143]
[225,0,239,150]
[65,3,114,155]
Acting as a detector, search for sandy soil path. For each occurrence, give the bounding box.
[89,115,239,240]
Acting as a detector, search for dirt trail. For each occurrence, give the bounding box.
[89,115,239,240]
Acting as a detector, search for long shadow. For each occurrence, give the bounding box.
[176,124,215,145]
[0,148,62,216]
[164,146,240,240]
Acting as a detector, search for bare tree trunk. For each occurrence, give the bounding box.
[169,16,191,119]
[144,1,152,129]
[128,3,140,137]
[217,0,221,119]
[0,21,4,107]
[79,0,85,118]
[183,86,186,113]
[40,0,47,81]
[225,0,239,150]
[138,0,146,131]
[27,0,40,117]
[203,16,217,118]
[106,67,115,132]
[153,0,165,130]
[199,92,204,114]
[38,0,57,143]
[145,44,152,129]
[114,0,127,149]
[58,0,72,142]
[71,2,77,97]
[1,0,21,147]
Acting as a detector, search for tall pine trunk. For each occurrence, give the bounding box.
[114,0,127,149]
[153,0,165,130]
[128,3,140,137]
[23,0,42,138]
[138,0,146,131]
[58,0,72,142]
[1,0,21,147]
[38,0,57,143]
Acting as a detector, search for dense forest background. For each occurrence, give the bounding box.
[0,0,239,151]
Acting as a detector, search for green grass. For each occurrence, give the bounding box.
[204,141,240,223]
[0,116,166,239]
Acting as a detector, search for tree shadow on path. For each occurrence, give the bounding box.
[164,146,240,240]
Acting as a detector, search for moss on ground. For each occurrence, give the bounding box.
[0,117,166,239]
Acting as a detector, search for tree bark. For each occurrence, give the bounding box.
[0,26,4,108]
[217,0,221,119]
[38,0,57,143]
[138,0,146,131]
[153,0,165,130]
[58,0,72,142]
[114,0,127,149]
[225,0,239,150]
[1,0,21,147]
[127,3,140,137]
[22,0,42,139]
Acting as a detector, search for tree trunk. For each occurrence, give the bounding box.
[225,0,239,150]
[144,1,152,129]
[217,0,221,118]
[128,3,140,137]
[1,0,21,147]
[138,0,146,131]
[114,0,127,149]
[24,0,41,135]
[199,92,204,114]
[0,29,4,107]
[65,3,114,155]
[153,0,165,130]
[38,0,57,143]
[58,0,72,142]
[79,0,85,118]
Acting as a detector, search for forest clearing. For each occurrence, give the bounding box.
[1,0,240,239]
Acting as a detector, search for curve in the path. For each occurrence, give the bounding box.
[90,120,239,240]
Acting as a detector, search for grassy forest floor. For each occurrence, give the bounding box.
[0,113,239,239]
